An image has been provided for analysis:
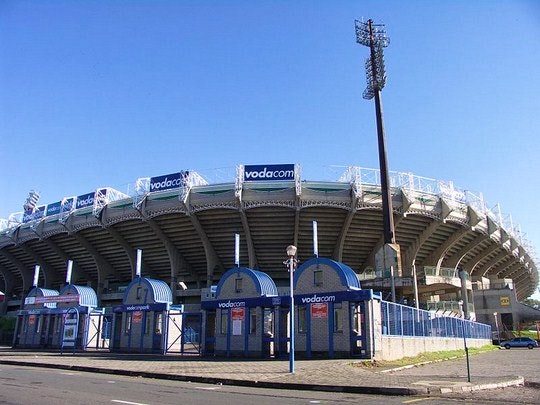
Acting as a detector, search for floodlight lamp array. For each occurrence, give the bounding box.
[363,46,387,99]
[23,190,40,212]
[355,19,390,48]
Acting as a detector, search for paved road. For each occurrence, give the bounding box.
[0,364,433,405]
[0,346,539,403]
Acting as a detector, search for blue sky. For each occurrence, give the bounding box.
[1,1,539,297]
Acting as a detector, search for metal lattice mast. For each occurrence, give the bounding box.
[355,19,395,245]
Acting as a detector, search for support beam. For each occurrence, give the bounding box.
[18,244,62,288]
[239,210,257,269]
[462,244,502,276]
[444,234,489,269]
[145,217,189,282]
[0,250,33,294]
[105,222,158,279]
[72,233,115,289]
[41,239,85,285]
[480,251,512,277]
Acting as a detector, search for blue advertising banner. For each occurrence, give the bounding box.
[75,192,95,209]
[22,205,46,223]
[62,197,75,212]
[243,164,295,182]
[149,171,188,192]
[46,201,62,216]
[112,302,169,312]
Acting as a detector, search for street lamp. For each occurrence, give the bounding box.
[458,300,471,382]
[286,245,297,373]
[493,312,500,345]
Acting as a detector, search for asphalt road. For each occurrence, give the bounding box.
[0,364,416,405]
[1,347,540,404]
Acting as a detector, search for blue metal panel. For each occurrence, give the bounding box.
[215,267,278,298]
[294,257,361,290]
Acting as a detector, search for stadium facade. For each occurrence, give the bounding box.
[1,164,538,335]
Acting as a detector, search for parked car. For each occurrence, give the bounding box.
[500,337,538,349]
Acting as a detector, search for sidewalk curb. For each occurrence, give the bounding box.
[0,359,427,396]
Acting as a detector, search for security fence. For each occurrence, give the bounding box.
[381,301,491,339]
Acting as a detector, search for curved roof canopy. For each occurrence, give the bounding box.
[123,277,172,304]
[60,284,98,307]
[216,267,278,297]
[294,257,361,290]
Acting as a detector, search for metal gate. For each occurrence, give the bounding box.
[86,311,112,350]
[166,312,202,354]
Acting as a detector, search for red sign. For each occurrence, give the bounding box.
[231,307,245,321]
[311,303,328,319]
[132,311,143,323]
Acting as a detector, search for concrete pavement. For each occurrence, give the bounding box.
[0,346,536,396]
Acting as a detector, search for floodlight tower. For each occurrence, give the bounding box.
[355,19,394,244]
[356,19,401,302]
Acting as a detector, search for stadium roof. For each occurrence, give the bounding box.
[0,165,537,301]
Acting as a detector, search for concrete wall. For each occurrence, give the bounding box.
[375,336,490,361]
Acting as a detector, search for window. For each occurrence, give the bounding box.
[136,286,143,300]
[249,308,257,334]
[298,305,307,333]
[235,278,243,293]
[36,316,42,333]
[353,304,362,335]
[145,313,152,335]
[220,310,228,334]
[125,314,131,334]
[333,303,342,332]
[155,313,163,335]
[314,270,323,286]
[263,308,273,337]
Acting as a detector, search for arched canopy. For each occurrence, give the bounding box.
[123,277,172,304]
[26,286,59,298]
[25,287,59,309]
[216,267,278,298]
[294,257,361,290]
[59,284,98,308]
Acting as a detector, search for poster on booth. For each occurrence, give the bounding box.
[62,309,79,349]
[232,307,245,336]
[133,311,143,323]
[311,303,328,319]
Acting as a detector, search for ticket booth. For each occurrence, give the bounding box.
[13,287,59,348]
[110,276,174,354]
[201,267,283,358]
[53,284,100,351]
[293,257,377,359]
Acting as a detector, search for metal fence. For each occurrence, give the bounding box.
[381,301,491,339]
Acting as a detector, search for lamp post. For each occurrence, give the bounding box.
[458,300,471,382]
[286,245,297,374]
[493,312,500,345]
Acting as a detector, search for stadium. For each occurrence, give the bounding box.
[1,163,538,339]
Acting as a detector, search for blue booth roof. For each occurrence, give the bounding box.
[216,267,278,297]
[294,257,361,290]
[27,287,59,297]
[60,284,98,307]
[123,277,173,304]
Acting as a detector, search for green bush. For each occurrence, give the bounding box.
[0,316,16,331]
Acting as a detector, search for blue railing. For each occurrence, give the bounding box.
[381,301,491,339]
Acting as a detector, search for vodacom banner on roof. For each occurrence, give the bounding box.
[243,164,295,182]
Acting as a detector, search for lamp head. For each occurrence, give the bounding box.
[286,245,297,257]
